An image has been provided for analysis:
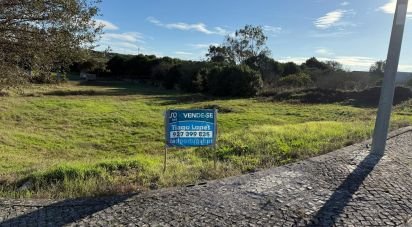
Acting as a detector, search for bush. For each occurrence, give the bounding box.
[106,55,128,77]
[177,62,209,93]
[278,73,312,88]
[162,65,182,89]
[207,65,263,97]
[314,71,370,90]
[150,62,174,86]
[282,62,301,76]
[304,57,329,70]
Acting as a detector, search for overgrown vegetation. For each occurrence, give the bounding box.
[0,82,411,199]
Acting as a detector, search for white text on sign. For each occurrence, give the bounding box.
[170,131,213,139]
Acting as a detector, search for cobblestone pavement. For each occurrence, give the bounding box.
[1,127,412,226]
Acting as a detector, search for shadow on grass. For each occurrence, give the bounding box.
[0,194,135,226]
[40,80,246,107]
[44,80,173,96]
[308,145,385,226]
[41,80,214,105]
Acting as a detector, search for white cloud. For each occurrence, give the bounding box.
[188,43,220,49]
[263,25,283,37]
[146,17,162,25]
[175,51,193,55]
[97,42,162,56]
[95,19,119,30]
[314,10,346,29]
[147,17,229,35]
[215,27,229,35]
[378,0,412,14]
[315,48,334,56]
[96,42,140,55]
[341,1,350,6]
[93,20,165,57]
[96,27,149,55]
[101,32,144,43]
[110,42,140,50]
[309,30,353,38]
[329,56,376,69]
[277,57,308,65]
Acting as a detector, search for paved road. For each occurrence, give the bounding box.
[1,127,412,226]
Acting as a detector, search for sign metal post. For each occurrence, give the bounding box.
[371,0,409,154]
[164,110,168,173]
[213,108,218,170]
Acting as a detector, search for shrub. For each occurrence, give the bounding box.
[162,65,182,89]
[304,57,329,70]
[278,73,312,88]
[314,71,370,90]
[177,63,209,93]
[282,62,301,76]
[150,62,174,86]
[207,65,263,97]
[106,55,128,77]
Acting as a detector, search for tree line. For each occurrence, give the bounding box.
[78,25,385,97]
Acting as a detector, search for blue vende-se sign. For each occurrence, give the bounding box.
[165,109,217,147]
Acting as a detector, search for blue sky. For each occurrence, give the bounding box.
[95,0,412,71]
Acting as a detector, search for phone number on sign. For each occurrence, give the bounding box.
[170,131,213,139]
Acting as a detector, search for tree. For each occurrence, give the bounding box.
[206,45,233,64]
[125,55,155,78]
[207,65,263,97]
[325,61,343,72]
[0,0,101,85]
[71,50,108,74]
[207,25,270,64]
[282,62,301,76]
[163,65,182,89]
[370,60,386,76]
[244,54,283,84]
[304,57,329,70]
[107,55,127,77]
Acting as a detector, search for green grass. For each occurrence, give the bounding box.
[0,81,411,198]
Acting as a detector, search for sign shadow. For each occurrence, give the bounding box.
[308,147,385,226]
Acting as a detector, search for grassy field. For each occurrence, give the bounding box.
[0,81,411,199]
